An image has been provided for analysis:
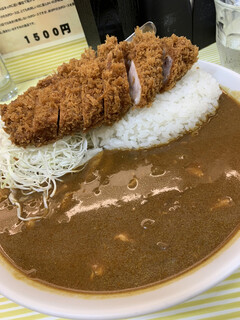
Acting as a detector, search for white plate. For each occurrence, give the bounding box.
[0,60,240,320]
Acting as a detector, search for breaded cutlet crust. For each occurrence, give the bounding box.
[81,57,104,130]
[58,77,83,137]
[130,28,163,108]
[33,85,59,146]
[58,49,97,136]
[101,39,132,125]
[0,31,199,147]
[160,34,198,92]
[97,35,118,61]
[57,48,96,77]
[36,74,59,89]
[1,87,36,146]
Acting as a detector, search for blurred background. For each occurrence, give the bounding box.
[74,0,216,49]
[0,0,216,85]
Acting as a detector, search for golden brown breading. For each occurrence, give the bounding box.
[160,34,198,92]
[58,48,96,136]
[1,87,36,146]
[36,74,59,89]
[102,41,132,125]
[97,36,118,61]
[130,27,163,108]
[57,48,96,78]
[33,85,59,146]
[80,58,104,130]
[58,78,83,137]
[0,30,198,147]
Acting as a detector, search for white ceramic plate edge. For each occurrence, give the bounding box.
[0,60,240,320]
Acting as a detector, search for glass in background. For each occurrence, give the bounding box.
[0,55,18,102]
[215,0,240,73]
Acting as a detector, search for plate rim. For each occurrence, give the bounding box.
[1,60,240,320]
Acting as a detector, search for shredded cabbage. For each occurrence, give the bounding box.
[0,119,101,215]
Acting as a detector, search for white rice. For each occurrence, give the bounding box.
[90,64,222,150]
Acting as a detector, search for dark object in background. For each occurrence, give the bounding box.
[192,0,216,49]
[138,0,192,40]
[74,0,216,50]
[74,0,139,49]
[139,0,216,49]
[74,0,101,49]
[90,0,124,43]
[90,0,140,43]
[117,0,140,41]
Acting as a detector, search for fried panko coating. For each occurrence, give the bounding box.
[100,38,132,125]
[129,27,163,108]
[1,87,36,146]
[58,49,96,136]
[33,85,59,145]
[58,77,83,137]
[81,57,104,130]
[0,30,198,147]
[97,35,118,61]
[160,34,198,92]
[57,48,96,78]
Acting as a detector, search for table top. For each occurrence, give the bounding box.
[1,42,240,320]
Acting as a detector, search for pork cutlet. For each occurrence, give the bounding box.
[0,29,198,147]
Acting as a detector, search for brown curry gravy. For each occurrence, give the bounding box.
[1,92,240,292]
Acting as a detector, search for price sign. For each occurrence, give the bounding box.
[0,0,85,55]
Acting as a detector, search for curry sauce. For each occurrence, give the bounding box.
[1,92,240,292]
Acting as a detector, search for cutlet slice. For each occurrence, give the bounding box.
[97,35,118,61]
[58,48,96,135]
[33,84,59,146]
[97,36,132,125]
[1,87,36,146]
[36,73,59,89]
[160,34,198,92]
[102,44,132,125]
[127,28,164,108]
[57,48,96,78]
[81,58,104,131]
[58,77,83,137]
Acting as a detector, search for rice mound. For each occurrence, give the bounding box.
[91,65,222,150]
